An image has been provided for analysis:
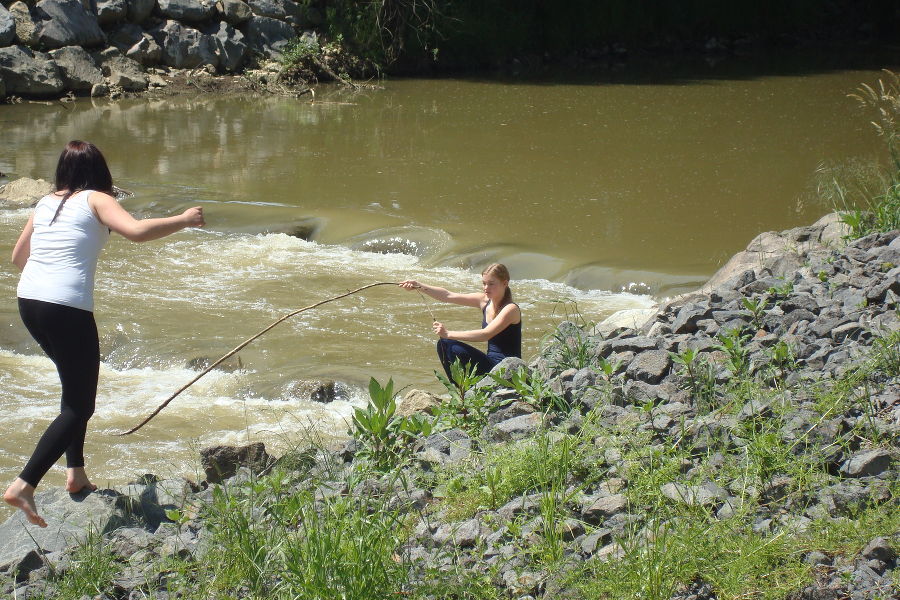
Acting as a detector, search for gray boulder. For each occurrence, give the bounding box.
[156,0,215,23]
[487,412,544,442]
[217,0,251,24]
[625,350,671,385]
[94,46,147,89]
[200,441,271,483]
[661,481,728,506]
[126,0,155,23]
[581,493,627,524]
[242,15,294,57]
[0,177,55,206]
[0,45,64,96]
[395,388,441,418]
[125,33,161,65]
[247,0,283,18]
[840,449,893,478]
[96,0,127,25]
[248,0,303,22]
[35,0,105,49]
[107,21,143,49]
[49,45,103,91]
[9,2,41,47]
[0,488,137,576]
[0,5,15,46]
[153,20,217,69]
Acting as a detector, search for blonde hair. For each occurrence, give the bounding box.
[482,263,513,310]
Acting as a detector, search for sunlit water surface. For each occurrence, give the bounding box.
[0,62,893,504]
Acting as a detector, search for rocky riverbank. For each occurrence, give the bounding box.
[0,213,897,599]
[0,0,372,101]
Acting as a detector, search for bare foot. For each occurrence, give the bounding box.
[65,467,97,494]
[3,478,47,528]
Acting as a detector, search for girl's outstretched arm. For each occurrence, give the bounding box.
[399,280,483,308]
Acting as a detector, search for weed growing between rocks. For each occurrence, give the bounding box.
[824,70,900,239]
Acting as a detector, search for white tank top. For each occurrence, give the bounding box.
[17,190,110,312]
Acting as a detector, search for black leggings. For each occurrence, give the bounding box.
[436,338,502,380]
[17,298,99,488]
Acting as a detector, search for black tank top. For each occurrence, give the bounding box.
[483,302,522,359]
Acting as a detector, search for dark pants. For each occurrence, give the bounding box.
[436,338,501,380]
[17,298,99,488]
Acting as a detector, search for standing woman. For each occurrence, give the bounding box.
[4,140,205,527]
[399,263,522,379]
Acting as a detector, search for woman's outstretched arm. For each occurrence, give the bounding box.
[399,280,483,308]
[89,192,205,242]
[434,302,521,342]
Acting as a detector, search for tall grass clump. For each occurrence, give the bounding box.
[33,529,120,599]
[822,71,900,238]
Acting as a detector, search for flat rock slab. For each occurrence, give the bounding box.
[0,487,134,572]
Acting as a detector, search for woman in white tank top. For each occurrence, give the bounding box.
[5,141,206,528]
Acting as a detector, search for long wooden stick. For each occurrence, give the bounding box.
[119,281,399,435]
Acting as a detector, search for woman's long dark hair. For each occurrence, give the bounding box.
[50,140,114,224]
[482,263,513,310]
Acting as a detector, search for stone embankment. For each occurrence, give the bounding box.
[0,214,897,599]
[0,0,344,100]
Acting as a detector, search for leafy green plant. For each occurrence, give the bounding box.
[434,358,493,437]
[766,340,797,385]
[491,366,571,414]
[716,329,752,378]
[595,355,624,382]
[741,296,769,330]
[669,348,717,409]
[352,377,432,470]
[766,279,794,300]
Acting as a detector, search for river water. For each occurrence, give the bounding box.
[0,63,891,499]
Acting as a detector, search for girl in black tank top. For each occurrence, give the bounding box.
[399,263,522,379]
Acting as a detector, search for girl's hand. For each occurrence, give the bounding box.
[399,280,421,290]
[433,321,448,338]
[181,207,205,228]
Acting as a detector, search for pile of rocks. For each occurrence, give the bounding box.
[0,214,896,599]
[0,0,322,99]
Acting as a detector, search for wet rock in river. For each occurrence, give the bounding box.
[285,378,337,403]
[0,177,55,207]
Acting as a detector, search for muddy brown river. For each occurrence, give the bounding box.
[0,64,891,503]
